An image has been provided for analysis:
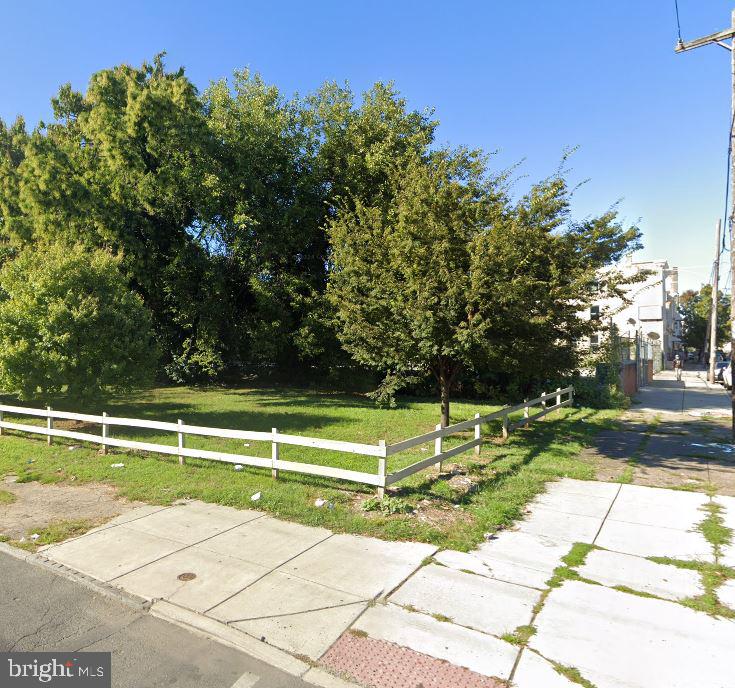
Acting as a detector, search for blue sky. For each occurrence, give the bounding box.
[1,1,733,291]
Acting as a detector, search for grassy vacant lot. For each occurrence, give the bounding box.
[0,385,620,550]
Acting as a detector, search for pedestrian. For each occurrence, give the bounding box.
[674,354,683,382]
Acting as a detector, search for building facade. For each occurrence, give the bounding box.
[585,256,682,362]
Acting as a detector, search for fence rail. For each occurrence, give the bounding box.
[0,386,573,496]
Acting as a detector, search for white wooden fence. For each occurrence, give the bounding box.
[0,386,573,496]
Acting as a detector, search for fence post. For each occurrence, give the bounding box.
[47,406,53,446]
[0,409,3,436]
[556,387,561,407]
[474,413,481,455]
[541,391,546,410]
[101,412,108,455]
[570,387,574,405]
[524,399,529,420]
[434,423,443,473]
[178,419,185,465]
[502,412,509,440]
[271,427,279,479]
[377,440,386,499]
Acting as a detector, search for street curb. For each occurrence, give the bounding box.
[303,667,365,688]
[0,542,151,612]
[149,600,311,678]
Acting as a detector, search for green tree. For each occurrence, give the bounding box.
[0,243,157,401]
[5,55,217,378]
[679,285,730,352]
[328,152,641,425]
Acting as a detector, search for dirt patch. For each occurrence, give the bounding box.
[0,477,147,540]
[413,499,474,528]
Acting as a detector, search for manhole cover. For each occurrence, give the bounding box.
[177,572,196,581]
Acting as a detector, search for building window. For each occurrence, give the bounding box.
[590,305,600,321]
[590,334,599,351]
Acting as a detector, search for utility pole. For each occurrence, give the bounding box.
[709,220,722,383]
[676,10,735,440]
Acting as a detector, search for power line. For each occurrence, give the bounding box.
[674,0,684,44]
[723,109,735,254]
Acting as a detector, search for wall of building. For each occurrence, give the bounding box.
[581,256,681,362]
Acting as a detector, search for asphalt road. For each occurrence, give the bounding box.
[0,551,312,688]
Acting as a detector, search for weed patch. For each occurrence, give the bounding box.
[0,490,16,505]
[501,624,536,646]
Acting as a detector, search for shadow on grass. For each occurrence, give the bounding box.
[392,408,605,508]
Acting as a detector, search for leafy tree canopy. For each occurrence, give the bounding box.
[679,285,730,352]
[328,149,641,424]
[0,243,157,401]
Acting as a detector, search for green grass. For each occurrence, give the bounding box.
[551,662,598,688]
[10,519,98,552]
[0,385,620,550]
[697,503,733,555]
[648,499,735,618]
[0,490,16,505]
[501,624,536,646]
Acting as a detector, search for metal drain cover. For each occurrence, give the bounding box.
[177,572,196,581]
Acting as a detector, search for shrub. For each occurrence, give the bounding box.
[0,243,157,401]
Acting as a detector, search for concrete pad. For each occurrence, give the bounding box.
[390,564,538,636]
[149,600,311,677]
[545,479,620,500]
[44,525,182,581]
[606,484,708,532]
[578,549,702,600]
[717,579,735,610]
[530,491,614,519]
[715,494,735,531]
[353,603,518,680]
[517,507,602,543]
[434,549,493,578]
[475,531,571,589]
[279,533,436,598]
[512,650,577,688]
[85,504,173,534]
[198,516,331,569]
[595,519,713,561]
[208,571,366,659]
[113,545,270,612]
[618,483,708,504]
[122,501,262,545]
[531,580,735,688]
[617,483,708,507]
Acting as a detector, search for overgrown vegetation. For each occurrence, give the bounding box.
[0,55,641,409]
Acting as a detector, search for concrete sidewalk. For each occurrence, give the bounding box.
[38,477,735,688]
[635,368,731,417]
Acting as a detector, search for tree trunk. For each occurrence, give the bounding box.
[440,375,450,428]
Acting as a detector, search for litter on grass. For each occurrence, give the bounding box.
[234,464,244,471]
[251,492,261,502]
[110,463,125,468]
[314,498,327,508]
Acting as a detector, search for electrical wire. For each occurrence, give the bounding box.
[723,109,735,255]
[674,0,684,44]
